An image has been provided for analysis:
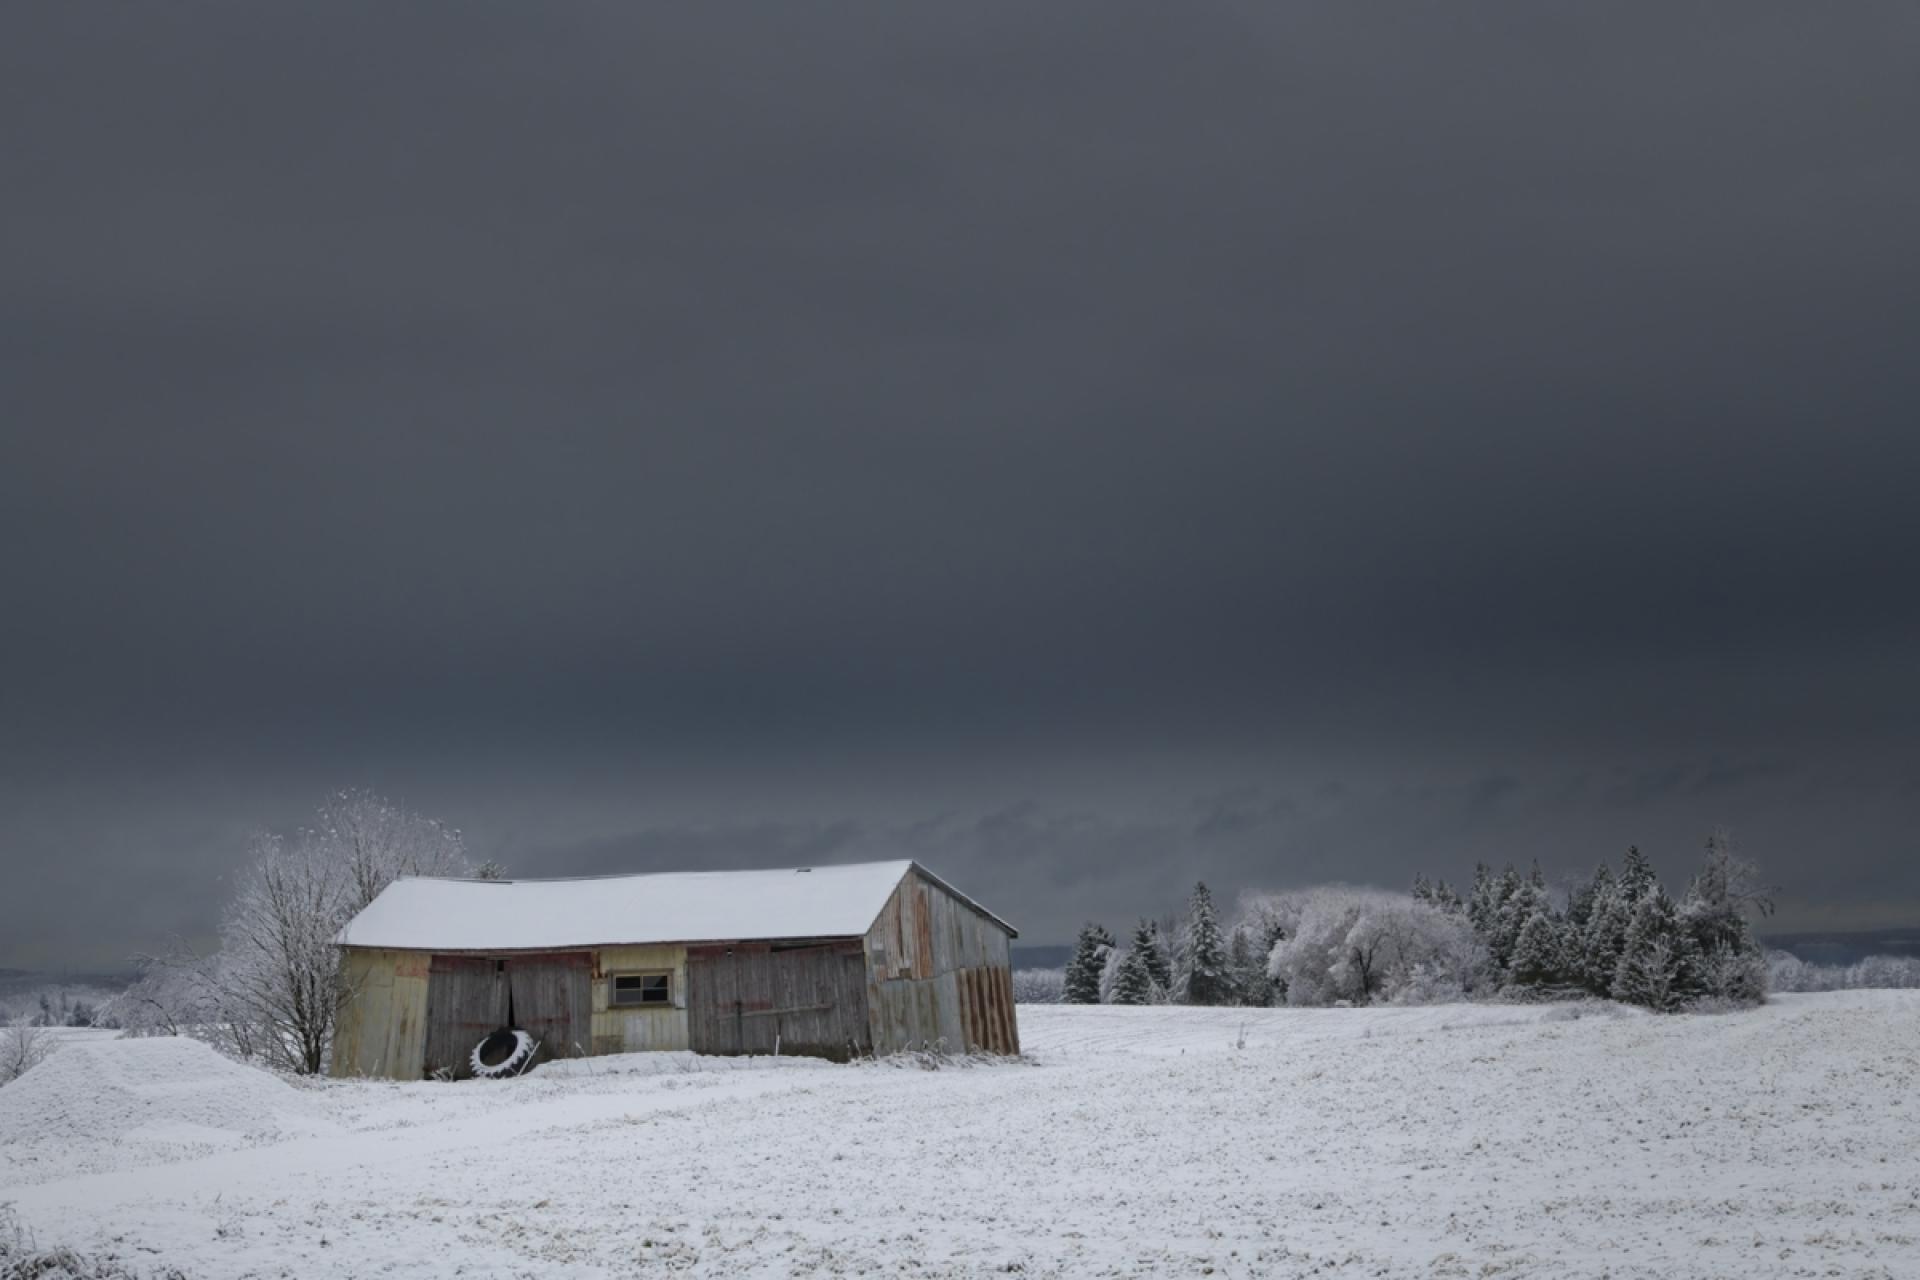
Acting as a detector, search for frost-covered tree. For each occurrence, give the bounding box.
[1618,844,1657,906]
[1175,883,1232,1006]
[212,789,472,1074]
[1676,828,1772,1004]
[220,830,355,1074]
[1063,923,1115,1005]
[1507,907,1567,990]
[1109,939,1156,1005]
[1578,865,1632,995]
[0,1020,49,1086]
[315,788,470,914]
[1124,918,1170,997]
[1611,887,1700,1011]
[1012,968,1067,1004]
[1265,887,1477,1006]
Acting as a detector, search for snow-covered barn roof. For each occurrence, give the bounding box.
[336,859,1015,952]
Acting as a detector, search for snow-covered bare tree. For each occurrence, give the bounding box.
[314,788,470,914]
[1264,886,1477,1006]
[220,830,353,1073]
[0,1020,49,1086]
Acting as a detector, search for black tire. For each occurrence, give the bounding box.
[469,1028,537,1079]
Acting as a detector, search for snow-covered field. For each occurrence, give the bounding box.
[4,993,1917,1278]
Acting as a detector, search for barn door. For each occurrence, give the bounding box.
[504,952,592,1067]
[424,955,507,1080]
[686,942,870,1061]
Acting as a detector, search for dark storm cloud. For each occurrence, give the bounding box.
[3,3,1918,966]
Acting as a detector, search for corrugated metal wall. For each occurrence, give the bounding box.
[863,869,1020,1056]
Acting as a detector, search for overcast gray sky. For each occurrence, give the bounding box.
[4,3,1918,970]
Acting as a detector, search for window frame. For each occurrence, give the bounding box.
[608,970,674,1009]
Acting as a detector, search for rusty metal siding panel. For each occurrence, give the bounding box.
[912,884,935,980]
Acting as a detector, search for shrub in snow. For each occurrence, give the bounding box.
[1766,951,1920,992]
[1,1020,50,1086]
[1012,968,1067,1004]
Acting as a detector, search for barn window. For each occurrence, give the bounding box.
[610,972,672,1007]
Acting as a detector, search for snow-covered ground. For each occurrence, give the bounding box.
[3,993,1917,1277]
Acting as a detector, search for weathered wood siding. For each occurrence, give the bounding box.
[422,954,508,1079]
[863,868,1019,1056]
[591,944,690,1053]
[505,951,593,1069]
[686,940,871,1061]
[331,948,430,1079]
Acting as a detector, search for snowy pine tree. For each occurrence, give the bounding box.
[1134,919,1172,995]
[1677,829,1772,1004]
[1507,907,1565,989]
[1109,942,1155,1005]
[1611,887,1699,1011]
[1578,864,1629,996]
[1063,922,1115,1005]
[1177,883,1231,1006]
[1619,844,1656,906]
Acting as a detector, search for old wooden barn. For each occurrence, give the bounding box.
[330,860,1019,1079]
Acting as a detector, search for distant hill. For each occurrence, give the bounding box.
[1761,928,1920,967]
[1012,945,1071,969]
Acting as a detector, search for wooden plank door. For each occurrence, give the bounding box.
[504,952,593,1067]
[423,955,507,1080]
[686,942,871,1061]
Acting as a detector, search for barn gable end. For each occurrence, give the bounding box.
[863,866,1019,1056]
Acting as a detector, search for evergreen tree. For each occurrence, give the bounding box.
[1226,927,1261,1006]
[1486,865,1528,973]
[1110,944,1154,1005]
[1431,880,1464,914]
[1467,863,1497,935]
[1578,864,1629,995]
[1178,883,1232,1006]
[1611,887,1700,1010]
[1508,907,1565,989]
[1063,922,1115,1005]
[1619,844,1656,906]
[1133,919,1172,994]
[1677,829,1772,1004]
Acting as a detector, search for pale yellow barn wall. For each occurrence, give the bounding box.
[331,948,430,1080]
[590,944,690,1054]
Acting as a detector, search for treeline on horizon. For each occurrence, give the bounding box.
[1042,832,1777,1013]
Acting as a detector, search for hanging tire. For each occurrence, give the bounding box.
[469,1028,538,1079]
